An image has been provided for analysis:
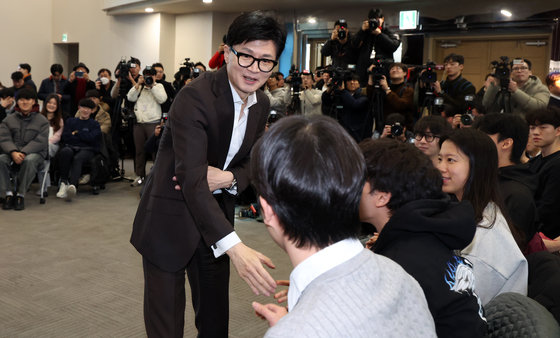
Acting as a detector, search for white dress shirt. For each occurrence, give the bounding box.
[211,81,257,258]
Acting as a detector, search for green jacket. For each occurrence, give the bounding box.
[483,76,550,115]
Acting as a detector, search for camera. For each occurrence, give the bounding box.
[117,58,137,80]
[461,95,475,126]
[390,122,403,137]
[490,56,511,91]
[369,18,380,32]
[173,58,195,91]
[433,97,445,115]
[367,58,387,88]
[143,66,156,86]
[286,65,302,93]
[419,61,438,85]
[337,19,347,40]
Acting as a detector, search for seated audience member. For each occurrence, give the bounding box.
[437,128,528,305]
[208,35,226,70]
[38,64,70,108]
[483,58,550,115]
[546,72,560,108]
[18,63,37,92]
[526,107,560,239]
[359,138,486,337]
[81,90,111,135]
[0,89,48,210]
[251,115,436,337]
[10,71,32,98]
[95,68,115,112]
[264,72,290,115]
[64,62,96,118]
[56,99,101,201]
[413,115,452,166]
[1,88,16,121]
[369,62,414,131]
[474,113,539,252]
[40,94,64,158]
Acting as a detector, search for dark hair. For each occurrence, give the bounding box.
[414,115,452,137]
[272,71,283,81]
[16,88,37,101]
[19,63,31,72]
[11,71,23,81]
[360,138,444,212]
[389,62,408,74]
[526,107,560,128]
[97,68,112,77]
[251,115,365,249]
[85,89,101,99]
[546,72,560,87]
[368,8,383,19]
[151,63,164,70]
[344,72,360,82]
[385,113,405,125]
[222,34,227,44]
[439,128,524,247]
[194,62,206,71]
[0,87,15,99]
[334,19,348,28]
[473,113,528,164]
[50,64,63,75]
[226,11,287,59]
[73,62,90,73]
[514,58,532,70]
[129,57,141,67]
[78,98,96,109]
[443,53,465,65]
[41,94,63,133]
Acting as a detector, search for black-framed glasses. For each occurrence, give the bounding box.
[414,133,440,143]
[230,46,277,73]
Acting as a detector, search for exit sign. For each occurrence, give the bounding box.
[62,33,68,42]
[399,10,419,30]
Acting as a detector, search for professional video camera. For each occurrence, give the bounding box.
[286,65,302,93]
[173,58,195,92]
[461,95,475,126]
[117,58,138,80]
[330,65,355,89]
[367,58,388,88]
[490,56,511,91]
[419,61,439,85]
[143,66,156,86]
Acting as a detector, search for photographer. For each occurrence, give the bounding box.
[64,63,96,119]
[354,9,401,86]
[152,63,175,115]
[483,58,549,115]
[95,68,115,112]
[110,57,141,111]
[322,72,369,142]
[380,113,413,143]
[434,54,476,114]
[369,62,414,130]
[300,71,323,116]
[320,20,358,69]
[126,66,167,186]
[264,72,290,115]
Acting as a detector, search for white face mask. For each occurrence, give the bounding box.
[99,77,110,85]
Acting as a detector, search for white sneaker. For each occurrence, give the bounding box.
[56,182,68,199]
[79,174,91,185]
[66,184,77,201]
[131,176,144,187]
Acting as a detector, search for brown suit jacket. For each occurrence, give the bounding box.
[130,67,269,272]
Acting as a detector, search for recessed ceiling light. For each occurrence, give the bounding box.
[203,0,212,3]
[145,7,154,13]
[501,9,512,17]
[308,17,317,24]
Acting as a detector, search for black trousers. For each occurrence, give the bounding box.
[57,146,95,186]
[142,240,230,338]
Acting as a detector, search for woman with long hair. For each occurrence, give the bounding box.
[40,94,64,157]
[437,128,528,306]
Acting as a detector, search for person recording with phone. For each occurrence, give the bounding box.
[320,20,358,69]
[64,62,96,118]
[126,66,167,187]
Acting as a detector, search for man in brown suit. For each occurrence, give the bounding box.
[130,11,287,337]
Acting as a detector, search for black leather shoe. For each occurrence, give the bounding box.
[92,186,100,195]
[14,196,24,211]
[2,195,15,210]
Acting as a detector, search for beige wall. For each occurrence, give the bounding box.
[0,0,53,87]
[174,12,214,71]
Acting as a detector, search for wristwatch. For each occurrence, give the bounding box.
[229,177,237,190]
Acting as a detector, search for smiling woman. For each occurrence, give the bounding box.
[437,128,528,306]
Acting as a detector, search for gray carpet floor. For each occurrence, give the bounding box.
[0,160,292,337]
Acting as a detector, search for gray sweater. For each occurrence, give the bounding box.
[265,249,437,338]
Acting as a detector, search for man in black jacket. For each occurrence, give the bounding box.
[320,20,358,69]
[354,9,401,86]
[474,113,538,249]
[359,138,487,338]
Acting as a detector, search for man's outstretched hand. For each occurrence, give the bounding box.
[227,242,276,296]
[252,301,288,327]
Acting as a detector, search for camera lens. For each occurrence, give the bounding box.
[391,123,403,136]
[145,76,154,85]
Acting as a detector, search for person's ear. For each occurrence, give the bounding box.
[501,137,513,151]
[374,190,392,208]
[223,44,231,64]
[259,196,277,226]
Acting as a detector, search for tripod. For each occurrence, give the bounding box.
[110,95,135,182]
[286,86,302,115]
[369,82,385,134]
[493,87,512,114]
[420,88,438,117]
